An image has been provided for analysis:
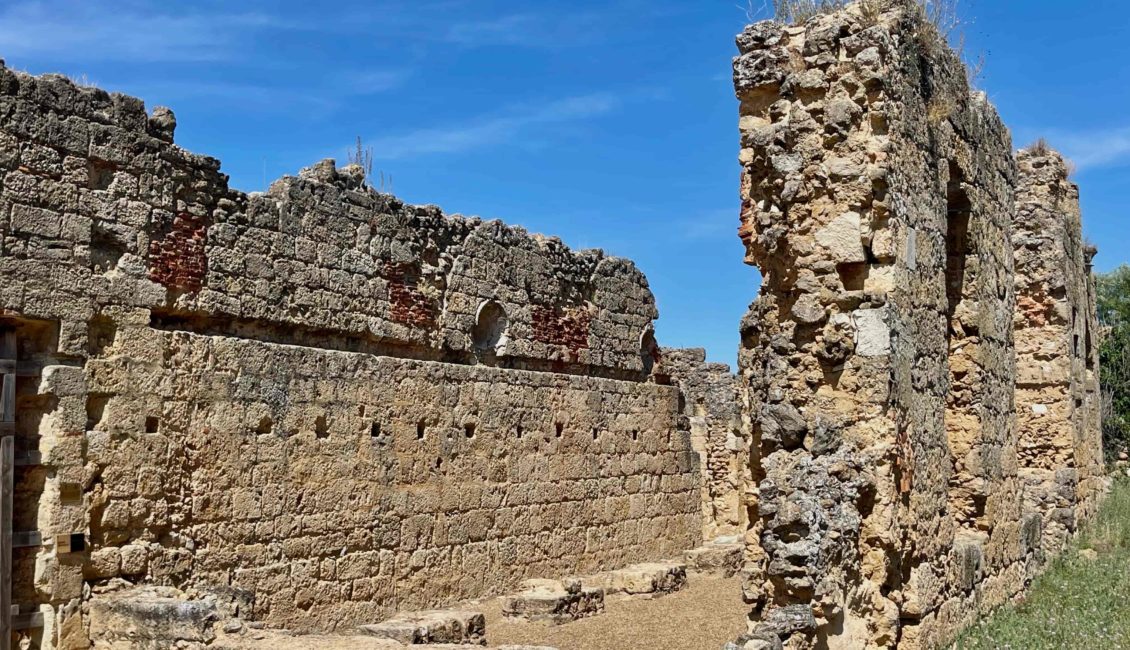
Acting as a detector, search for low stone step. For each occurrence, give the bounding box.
[501,578,604,624]
[588,561,687,597]
[358,609,486,645]
[685,539,744,577]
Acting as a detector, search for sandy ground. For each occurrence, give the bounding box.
[481,576,748,650]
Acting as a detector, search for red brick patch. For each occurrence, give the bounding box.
[532,305,592,353]
[148,212,208,292]
[383,262,438,328]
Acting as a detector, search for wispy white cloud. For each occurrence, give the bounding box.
[0,0,646,68]
[1050,127,1130,171]
[90,65,412,117]
[122,80,341,115]
[442,12,604,48]
[0,1,284,62]
[368,93,620,159]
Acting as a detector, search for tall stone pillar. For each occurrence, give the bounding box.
[731,3,1027,648]
[1013,146,1106,554]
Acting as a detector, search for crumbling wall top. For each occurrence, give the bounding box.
[0,60,660,376]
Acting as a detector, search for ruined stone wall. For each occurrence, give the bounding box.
[661,348,748,540]
[1013,147,1105,554]
[731,4,1048,648]
[0,62,700,648]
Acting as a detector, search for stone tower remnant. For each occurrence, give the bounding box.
[731,2,1105,649]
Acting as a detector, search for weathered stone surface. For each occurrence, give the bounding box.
[662,348,747,539]
[1013,146,1105,555]
[732,3,1104,649]
[589,561,687,597]
[87,587,218,648]
[358,609,486,645]
[814,212,866,264]
[0,60,701,646]
[684,538,744,577]
[500,579,604,624]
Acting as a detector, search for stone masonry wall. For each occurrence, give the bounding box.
[661,348,748,540]
[1013,146,1105,555]
[0,62,699,649]
[728,3,1100,648]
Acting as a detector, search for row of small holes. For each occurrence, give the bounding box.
[247,416,648,443]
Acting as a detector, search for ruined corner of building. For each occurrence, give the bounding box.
[730,1,1104,648]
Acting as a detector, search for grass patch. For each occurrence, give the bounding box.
[954,478,1130,649]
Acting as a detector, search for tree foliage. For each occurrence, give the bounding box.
[1098,265,1130,455]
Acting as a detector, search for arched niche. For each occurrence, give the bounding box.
[472,300,509,356]
[640,327,660,376]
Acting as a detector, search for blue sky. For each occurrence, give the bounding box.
[2,0,1126,368]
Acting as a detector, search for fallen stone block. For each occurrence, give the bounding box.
[358,609,486,645]
[501,578,604,623]
[685,538,744,577]
[88,586,218,647]
[589,561,687,596]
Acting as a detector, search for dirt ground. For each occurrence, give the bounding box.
[481,576,748,650]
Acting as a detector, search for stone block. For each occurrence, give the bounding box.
[685,540,744,577]
[358,608,486,645]
[501,579,605,624]
[87,587,217,645]
[815,212,865,264]
[588,561,687,597]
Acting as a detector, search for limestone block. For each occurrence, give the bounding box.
[852,307,890,357]
[501,579,605,624]
[119,544,149,576]
[88,587,218,645]
[685,540,744,577]
[791,294,827,324]
[358,609,486,645]
[588,561,687,597]
[814,212,865,264]
[86,547,122,579]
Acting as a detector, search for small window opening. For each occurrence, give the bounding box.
[515,424,523,439]
[370,422,382,438]
[631,429,639,442]
[592,427,600,440]
[1085,322,1095,370]
[144,416,159,433]
[417,420,427,440]
[464,423,477,439]
[555,423,564,438]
